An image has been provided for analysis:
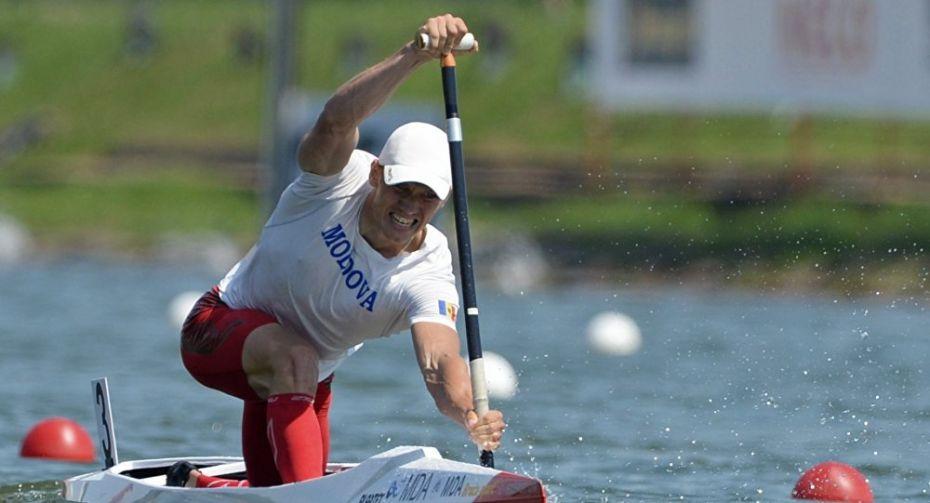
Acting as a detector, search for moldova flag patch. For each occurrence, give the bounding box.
[438,300,458,322]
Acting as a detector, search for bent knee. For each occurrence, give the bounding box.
[243,324,321,396]
[271,344,320,394]
[273,344,319,377]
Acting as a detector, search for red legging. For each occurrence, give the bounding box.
[241,377,332,485]
[180,288,332,486]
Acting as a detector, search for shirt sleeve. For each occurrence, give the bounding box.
[405,274,461,330]
[268,150,374,225]
[289,150,373,200]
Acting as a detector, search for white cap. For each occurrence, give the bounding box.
[378,122,452,200]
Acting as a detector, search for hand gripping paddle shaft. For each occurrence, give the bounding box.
[425,33,494,468]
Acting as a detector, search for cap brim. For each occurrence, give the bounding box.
[383,165,451,200]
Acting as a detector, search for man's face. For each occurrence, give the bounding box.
[365,161,443,253]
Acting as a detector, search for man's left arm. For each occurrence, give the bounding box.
[411,322,504,451]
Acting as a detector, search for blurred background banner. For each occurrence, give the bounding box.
[590,0,930,118]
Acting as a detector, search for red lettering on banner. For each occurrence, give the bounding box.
[777,0,874,73]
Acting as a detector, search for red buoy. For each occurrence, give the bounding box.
[792,461,873,502]
[20,417,96,463]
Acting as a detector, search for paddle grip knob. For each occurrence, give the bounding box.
[416,32,476,52]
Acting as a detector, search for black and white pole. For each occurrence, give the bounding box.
[420,32,493,468]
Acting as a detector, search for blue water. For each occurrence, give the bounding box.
[1,260,929,501]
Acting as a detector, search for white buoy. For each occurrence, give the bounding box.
[0,214,32,264]
[481,351,518,400]
[167,291,203,331]
[586,311,642,356]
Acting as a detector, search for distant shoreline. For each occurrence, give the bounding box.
[6,229,926,302]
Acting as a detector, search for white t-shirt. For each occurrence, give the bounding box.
[218,150,460,381]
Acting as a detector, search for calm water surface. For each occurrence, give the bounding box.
[1,260,929,501]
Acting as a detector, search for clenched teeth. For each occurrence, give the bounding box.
[390,213,416,227]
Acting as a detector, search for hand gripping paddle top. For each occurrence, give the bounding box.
[418,31,494,468]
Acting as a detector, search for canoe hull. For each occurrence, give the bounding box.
[63,445,545,502]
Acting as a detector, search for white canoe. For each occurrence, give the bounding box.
[63,445,546,502]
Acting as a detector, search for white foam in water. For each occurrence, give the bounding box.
[167,291,203,331]
[586,311,642,356]
[482,351,518,400]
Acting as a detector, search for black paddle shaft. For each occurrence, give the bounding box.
[441,61,494,469]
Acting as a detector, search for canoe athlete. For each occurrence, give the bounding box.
[171,14,505,488]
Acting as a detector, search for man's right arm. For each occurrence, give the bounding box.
[297,14,471,176]
[410,321,505,451]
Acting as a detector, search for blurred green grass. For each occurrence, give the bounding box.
[0,168,258,251]
[1,0,929,285]
[4,0,930,165]
[0,1,266,154]
[473,196,930,264]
